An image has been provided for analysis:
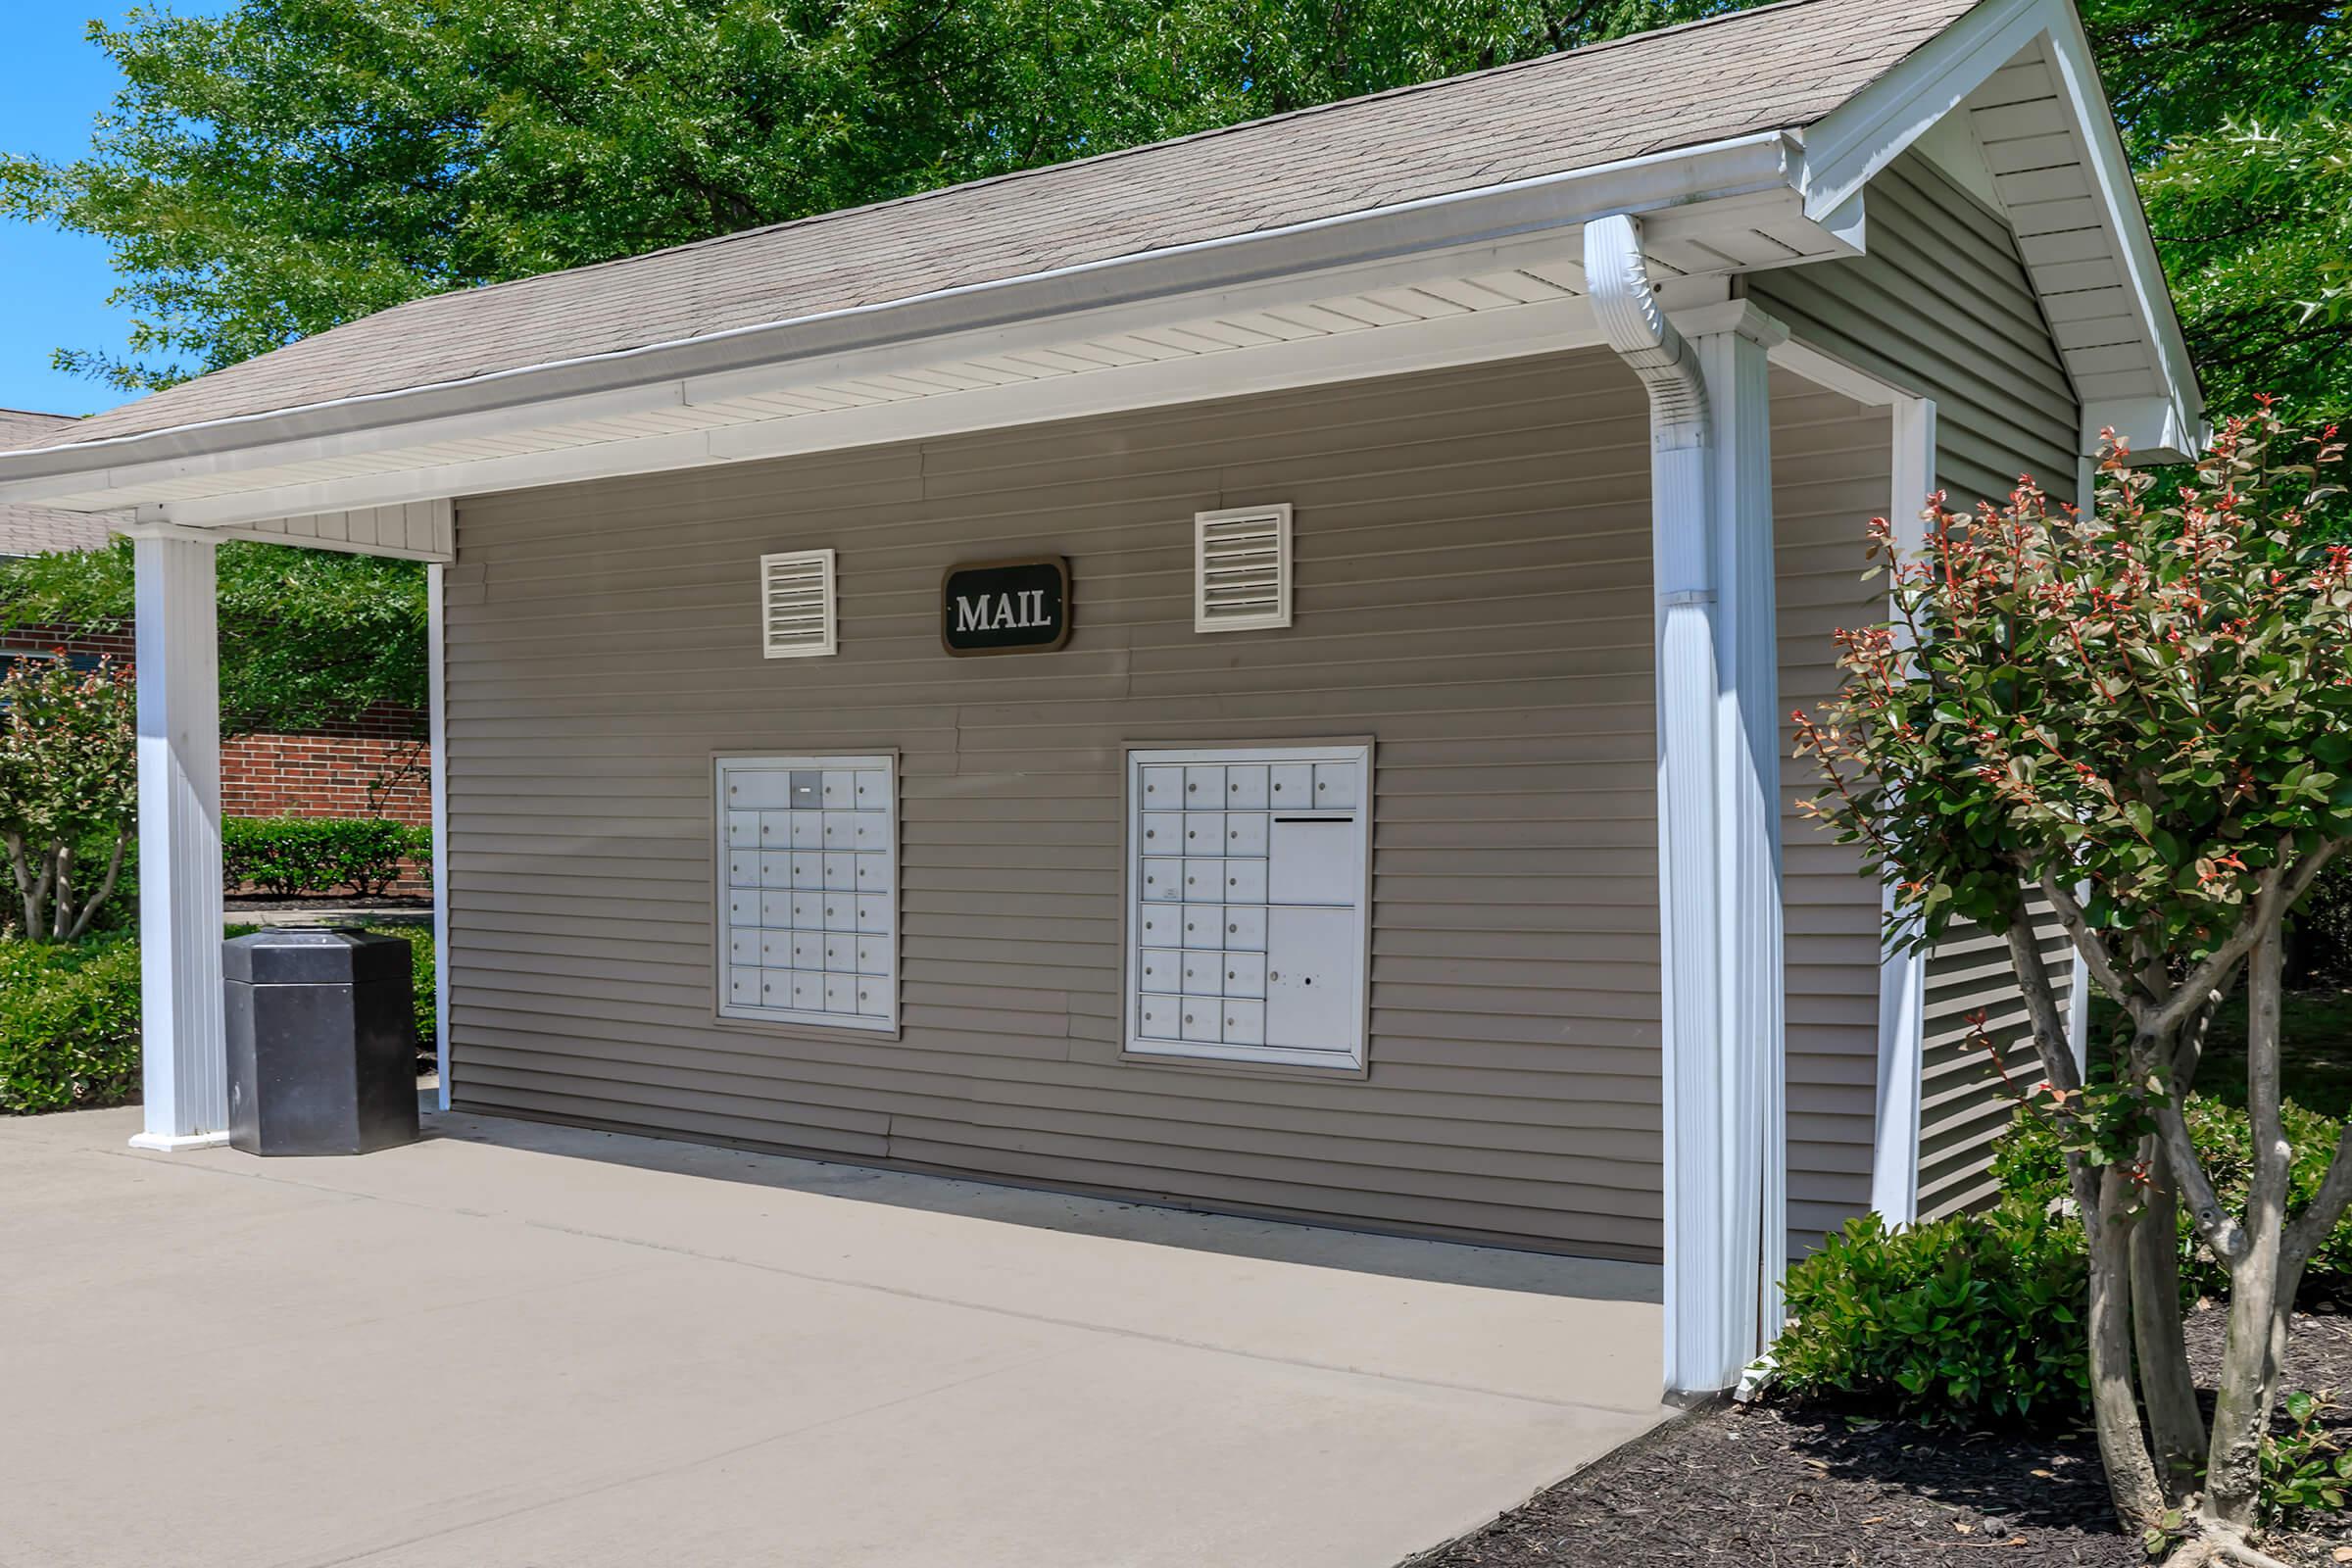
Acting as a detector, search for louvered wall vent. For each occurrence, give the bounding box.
[760,549,837,659]
[1195,504,1292,633]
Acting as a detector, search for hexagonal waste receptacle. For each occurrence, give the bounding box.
[224,927,419,1156]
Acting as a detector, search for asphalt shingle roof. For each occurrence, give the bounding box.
[0,412,113,553]
[45,0,1979,448]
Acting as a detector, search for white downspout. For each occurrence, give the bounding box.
[1588,214,1731,1394]
[1589,214,1788,1393]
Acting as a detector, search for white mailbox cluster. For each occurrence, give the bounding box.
[716,755,898,1032]
[1127,743,1371,1070]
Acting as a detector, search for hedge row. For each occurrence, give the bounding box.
[0,924,436,1115]
[222,816,429,898]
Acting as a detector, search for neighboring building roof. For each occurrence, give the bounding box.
[46,0,1978,447]
[0,412,110,555]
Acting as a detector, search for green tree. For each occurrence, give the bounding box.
[0,540,423,734]
[2083,0,2352,417]
[1,0,1709,393]
[1796,411,2352,1559]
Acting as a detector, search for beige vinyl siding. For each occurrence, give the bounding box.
[445,347,1674,1260]
[1771,372,1895,1258]
[1755,148,2084,1222]
[1746,150,2078,511]
[1918,904,2074,1218]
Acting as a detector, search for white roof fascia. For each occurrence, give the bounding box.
[1793,0,2203,463]
[0,130,1813,509]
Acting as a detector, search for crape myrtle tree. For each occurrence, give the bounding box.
[1796,407,2352,1566]
[0,656,136,942]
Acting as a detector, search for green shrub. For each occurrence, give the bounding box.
[370,922,436,1055]
[0,936,141,1113]
[1993,1099,2352,1298]
[222,816,427,898]
[1773,1210,2089,1428]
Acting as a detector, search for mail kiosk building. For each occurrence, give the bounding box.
[0,0,2201,1393]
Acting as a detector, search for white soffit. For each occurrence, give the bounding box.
[1797,0,2202,462]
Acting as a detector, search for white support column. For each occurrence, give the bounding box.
[1587,215,1787,1394]
[125,526,228,1151]
[428,562,452,1110]
[1869,395,1937,1227]
[1679,300,1789,1344]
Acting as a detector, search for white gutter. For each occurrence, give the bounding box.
[0,131,1808,502]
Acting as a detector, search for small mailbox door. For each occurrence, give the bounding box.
[1268,816,1358,906]
[1265,906,1360,1053]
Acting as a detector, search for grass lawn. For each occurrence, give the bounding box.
[2093,987,2352,1118]
[2194,986,2352,1118]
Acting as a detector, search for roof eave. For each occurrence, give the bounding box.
[1795,0,2202,464]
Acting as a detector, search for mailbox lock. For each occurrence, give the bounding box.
[1268,970,1280,981]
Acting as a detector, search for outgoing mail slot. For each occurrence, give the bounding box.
[1265,906,1359,1053]
[1269,816,1358,906]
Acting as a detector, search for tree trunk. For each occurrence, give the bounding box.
[2133,1136,2208,1502]
[2090,1163,2168,1528]
[2202,925,2288,1531]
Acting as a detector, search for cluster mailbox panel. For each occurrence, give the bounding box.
[716,755,898,1032]
[1127,743,1371,1070]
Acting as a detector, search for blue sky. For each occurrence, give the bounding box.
[0,4,223,418]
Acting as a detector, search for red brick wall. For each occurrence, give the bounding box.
[220,722,430,823]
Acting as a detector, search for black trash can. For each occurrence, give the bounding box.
[223,926,420,1156]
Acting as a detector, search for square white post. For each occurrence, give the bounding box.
[1675,302,1789,1352]
[125,527,228,1151]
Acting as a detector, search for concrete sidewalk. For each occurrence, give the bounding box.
[1,1101,1667,1568]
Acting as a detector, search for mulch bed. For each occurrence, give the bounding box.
[1417,1310,2352,1568]
[223,893,432,911]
